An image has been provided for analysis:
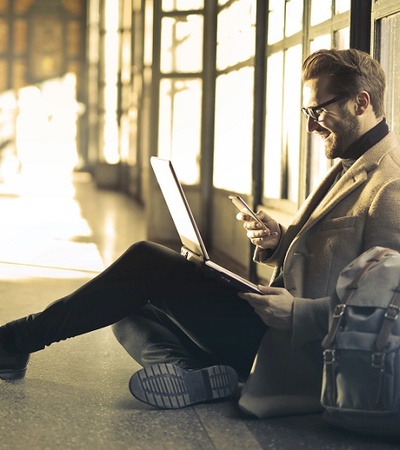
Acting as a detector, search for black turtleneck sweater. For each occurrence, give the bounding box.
[341,118,389,173]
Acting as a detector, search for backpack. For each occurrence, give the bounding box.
[321,246,400,438]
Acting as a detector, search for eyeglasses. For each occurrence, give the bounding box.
[301,95,346,122]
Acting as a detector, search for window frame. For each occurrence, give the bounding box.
[263,1,350,214]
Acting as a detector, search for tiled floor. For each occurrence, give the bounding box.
[0,164,399,450]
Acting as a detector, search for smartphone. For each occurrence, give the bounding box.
[229,195,268,230]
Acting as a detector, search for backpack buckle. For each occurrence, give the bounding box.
[384,304,400,321]
[371,352,386,369]
[333,304,346,318]
[323,349,335,364]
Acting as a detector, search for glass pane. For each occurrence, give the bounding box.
[268,0,284,45]
[283,45,302,203]
[0,60,7,91]
[158,78,202,185]
[217,0,256,70]
[307,34,332,194]
[264,45,302,203]
[67,61,80,80]
[0,91,16,147]
[61,0,83,15]
[285,0,303,37]
[310,33,331,52]
[121,0,132,28]
[13,59,26,90]
[144,1,153,66]
[120,30,132,83]
[0,20,8,53]
[119,113,131,162]
[66,21,82,57]
[14,0,35,14]
[310,0,332,26]
[102,0,120,164]
[13,20,27,54]
[161,15,203,73]
[0,0,7,13]
[103,86,119,164]
[162,0,203,11]
[213,67,254,193]
[264,52,283,199]
[334,26,350,49]
[380,13,400,138]
[335,0,350,14]
[308,133,331,193]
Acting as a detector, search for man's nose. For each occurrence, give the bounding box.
[306,116,320,133]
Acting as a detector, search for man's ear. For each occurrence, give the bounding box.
[355,91,370,115]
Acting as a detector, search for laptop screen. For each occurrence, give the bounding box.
[150,157,209,259]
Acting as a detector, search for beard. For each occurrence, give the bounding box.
[323,110,361,159]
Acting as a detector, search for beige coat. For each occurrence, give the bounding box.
[239,131,400,418]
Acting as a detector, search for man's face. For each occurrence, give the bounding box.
[302,76,360,159]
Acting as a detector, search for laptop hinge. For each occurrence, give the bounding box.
[180,246,204,265]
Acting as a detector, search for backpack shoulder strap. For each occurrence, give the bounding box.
[369,281,400,408]
[376,284,400,352]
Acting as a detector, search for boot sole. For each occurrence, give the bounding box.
[129,363,238,409]
[0,368,27,381]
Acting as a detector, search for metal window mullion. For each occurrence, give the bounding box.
[249,0,268,282]
[200,0,217,242]
[150,0,162,159]
[350,0,372,52]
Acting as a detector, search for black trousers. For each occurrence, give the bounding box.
[0,241,266,378]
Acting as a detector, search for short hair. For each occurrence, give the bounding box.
[302,48,386,118]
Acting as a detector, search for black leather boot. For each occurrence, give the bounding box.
[129,363,239,409]
[0,341,29,380]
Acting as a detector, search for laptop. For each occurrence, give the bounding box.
[150,156,261,293]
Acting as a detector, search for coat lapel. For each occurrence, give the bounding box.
[274,132,398,270]
[278,163,341,254]
[296,134,396,235]
[303,168,368,230]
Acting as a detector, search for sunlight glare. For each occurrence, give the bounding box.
[0,74,105,280]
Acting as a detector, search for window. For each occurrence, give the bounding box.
[162,0,203,12]
[118,0,133,164]
[378,10,400,137]
[213,0,256,193]
[214,67,254,193]
[160,15,203,73]
[158,78,202,184]
[264,0,350,207]
[264,0,303,203]
[306,2,350,195]
[100,0,120,164]
[264,46,302,201]
[156,5,204,184]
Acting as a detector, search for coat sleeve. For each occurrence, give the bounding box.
[252,224,287,265]
[292,178,400,348]
[364,178,400,252]
[292,296,330,347]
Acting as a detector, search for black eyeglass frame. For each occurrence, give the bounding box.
[301,94,347,121]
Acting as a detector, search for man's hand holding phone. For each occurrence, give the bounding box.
[229,195,291,327]
[229,195,280,251]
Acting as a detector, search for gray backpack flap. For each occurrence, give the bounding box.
[321,246,400,438]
